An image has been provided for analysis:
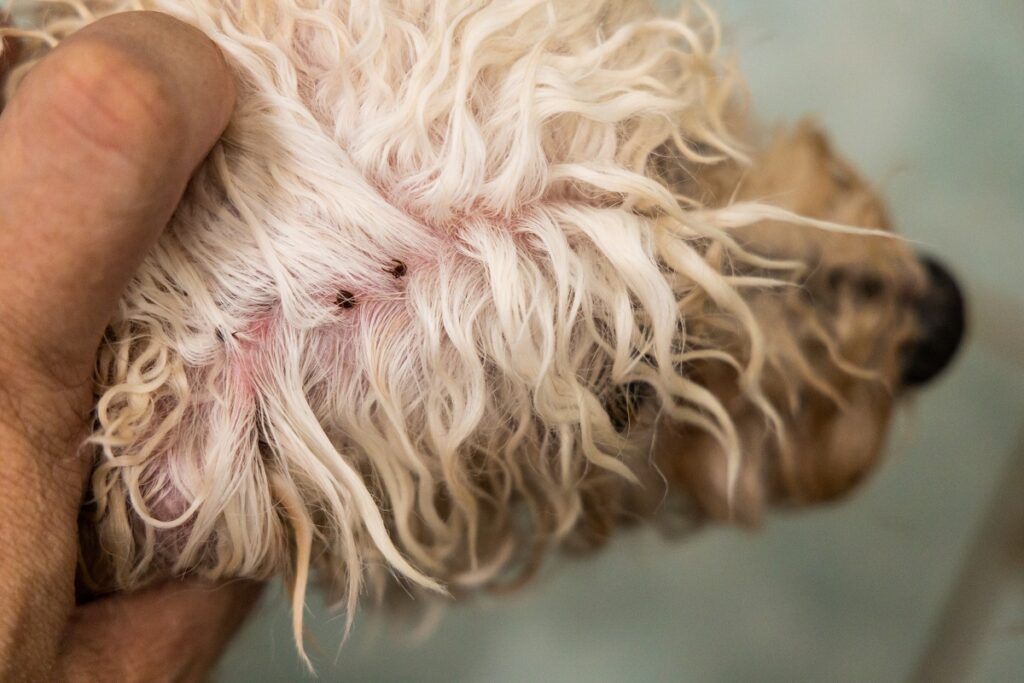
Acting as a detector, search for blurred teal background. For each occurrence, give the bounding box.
[219,2,1024,680]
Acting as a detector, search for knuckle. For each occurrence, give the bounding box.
[0,322,93,456]
[0,365,90,456]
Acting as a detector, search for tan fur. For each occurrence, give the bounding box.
[655,122,925,524]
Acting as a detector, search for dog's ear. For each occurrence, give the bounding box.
[655,414,769,528]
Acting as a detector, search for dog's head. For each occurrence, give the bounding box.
[645,122,964,527]
[9,0,963,645]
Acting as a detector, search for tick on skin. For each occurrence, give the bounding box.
[335,289,357,309]
[384,259,407,278]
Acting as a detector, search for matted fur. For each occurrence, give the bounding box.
[2,0,926,662]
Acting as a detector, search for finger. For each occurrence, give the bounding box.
[0,10,236,388]
[0,12,235,680]
[60,581,264,683]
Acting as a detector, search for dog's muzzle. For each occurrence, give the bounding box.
[901,255,966,387]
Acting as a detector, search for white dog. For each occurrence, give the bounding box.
[4,0,963,665]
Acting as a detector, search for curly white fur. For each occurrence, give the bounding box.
[2,0,909,667]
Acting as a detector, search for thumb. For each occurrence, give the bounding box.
[0,12,235,681]
[0,11,236,387]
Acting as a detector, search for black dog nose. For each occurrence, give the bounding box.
[901,255,966,387]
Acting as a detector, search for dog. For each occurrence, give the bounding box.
[3,0,964,664]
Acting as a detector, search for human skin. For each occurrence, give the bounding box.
[0,12,261,682]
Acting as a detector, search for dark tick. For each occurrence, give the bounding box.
[336,290,357,309]
[385,259,407,278]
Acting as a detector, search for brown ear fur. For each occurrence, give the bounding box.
[653,121,923,523]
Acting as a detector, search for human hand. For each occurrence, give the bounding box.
[0,11,260,682]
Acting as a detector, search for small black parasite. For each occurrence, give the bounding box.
[384,259,407,279]
[335,289,357,309]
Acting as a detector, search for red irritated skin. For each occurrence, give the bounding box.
[0,11,261,683]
